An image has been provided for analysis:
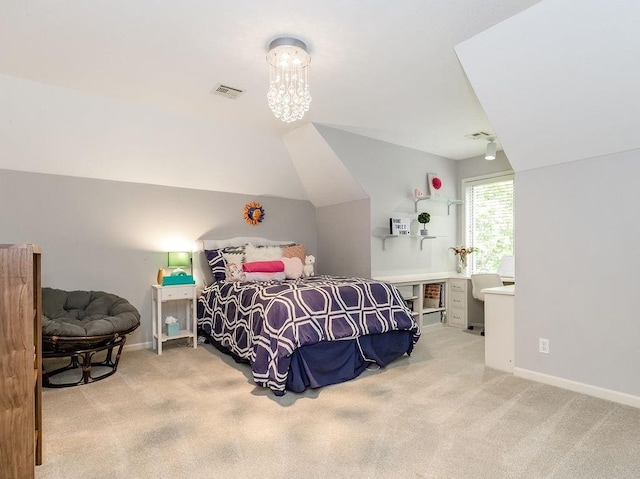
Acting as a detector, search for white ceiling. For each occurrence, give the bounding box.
[0,0,542,161]
[456,1,640,171]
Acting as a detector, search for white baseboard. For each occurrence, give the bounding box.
[124,341,152,352]
[514,367,640,409]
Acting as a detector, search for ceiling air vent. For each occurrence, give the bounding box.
[465,131,493,140]
[210,83,245,99]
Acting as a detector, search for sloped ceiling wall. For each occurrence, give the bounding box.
[455,0,640,171]
[0,1,542,161]
[0,74,308,200]
[282,123,368,207]
[0,74,369,207]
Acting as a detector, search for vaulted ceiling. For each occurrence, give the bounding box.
[4,0,634,206]
[0,0,541,161]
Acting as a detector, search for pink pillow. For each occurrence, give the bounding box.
[281,257,303,279]
[243,260,285,273]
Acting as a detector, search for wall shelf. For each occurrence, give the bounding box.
[414,196,463,214]
[376,234,436,251]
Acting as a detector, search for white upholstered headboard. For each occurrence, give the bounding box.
[194,237,294,288]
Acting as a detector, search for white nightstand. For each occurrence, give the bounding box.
[151,284,197,355]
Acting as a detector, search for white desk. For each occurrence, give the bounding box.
[482,285,515,372]
[374,272,482,329]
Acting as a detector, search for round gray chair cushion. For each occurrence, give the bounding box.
[42,288,140,338]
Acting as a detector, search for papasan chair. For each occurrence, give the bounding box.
[41,288,140,387]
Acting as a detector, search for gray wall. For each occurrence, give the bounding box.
[316,199,371,278]
[0,168,317,348]
[316,126,459,277]
[515,149,640,396]
[456,150,513,184]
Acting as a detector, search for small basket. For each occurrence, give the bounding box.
[425,298,440,309]
[424,284,442,309]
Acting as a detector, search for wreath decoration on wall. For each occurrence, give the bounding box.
[243,202,265,225]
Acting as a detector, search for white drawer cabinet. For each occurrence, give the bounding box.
[161,286,194,300]
[448,307,466,328]
[449,291,466,309]
[447,278,484,330]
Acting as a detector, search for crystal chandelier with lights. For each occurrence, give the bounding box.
[266,37,311,123]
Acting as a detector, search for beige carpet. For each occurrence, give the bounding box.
[36,326,640,479]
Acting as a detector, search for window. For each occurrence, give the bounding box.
[462,172,514,274]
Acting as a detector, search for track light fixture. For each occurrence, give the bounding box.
[485,138,497,160]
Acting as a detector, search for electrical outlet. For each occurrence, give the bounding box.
[539,338,550,354]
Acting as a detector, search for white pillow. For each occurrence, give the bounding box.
[244,243,283,263]
[244,271,286,282]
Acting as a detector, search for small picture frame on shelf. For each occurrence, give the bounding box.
[427,173,442,197]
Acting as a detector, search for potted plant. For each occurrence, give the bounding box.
[417,212,431,236]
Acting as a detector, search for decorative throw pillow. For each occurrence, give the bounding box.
[225,263,246,282]
[204,249,226,281]
[281,243,306,264]
[281,256,303,279]
[222,252,244,281]
[243,260,285,273]
[244,243,283,263]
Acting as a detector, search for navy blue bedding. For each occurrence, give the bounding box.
[197,275,420,395]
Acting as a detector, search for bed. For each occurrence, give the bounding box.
[195,237,420,396]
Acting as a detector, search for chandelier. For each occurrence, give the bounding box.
[266,37,312,123]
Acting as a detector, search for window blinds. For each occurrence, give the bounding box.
[464,175,514,274]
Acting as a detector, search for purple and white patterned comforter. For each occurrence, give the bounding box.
[197,275,420,394]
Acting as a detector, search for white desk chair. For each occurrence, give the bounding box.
[470,273,504,336]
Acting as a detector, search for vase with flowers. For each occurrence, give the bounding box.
[449,245,478,275]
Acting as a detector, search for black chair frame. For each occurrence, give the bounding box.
[42,324,138,388]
